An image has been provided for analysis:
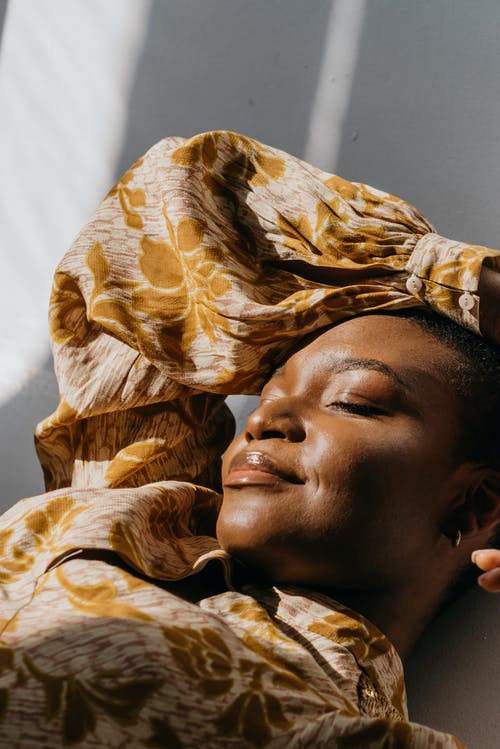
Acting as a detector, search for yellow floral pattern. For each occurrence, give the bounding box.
[1,130,494,746]
[105,155,146,229]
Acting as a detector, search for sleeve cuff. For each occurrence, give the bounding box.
[405,232,500,333]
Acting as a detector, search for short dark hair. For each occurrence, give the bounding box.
[390,307,500,596]
[393,308,500,468]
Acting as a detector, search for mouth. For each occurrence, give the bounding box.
[224,450,304,487]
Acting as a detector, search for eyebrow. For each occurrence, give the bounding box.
[270,357,411,391]
[325,357,410,390]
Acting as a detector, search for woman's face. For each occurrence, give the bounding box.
[217,314,465,592]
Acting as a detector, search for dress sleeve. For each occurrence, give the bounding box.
[34,130,500,494]
[405,232,500,332]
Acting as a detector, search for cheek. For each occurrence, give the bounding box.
[217,419,448,586]
[304,424,432,529]
[305,426,392,496]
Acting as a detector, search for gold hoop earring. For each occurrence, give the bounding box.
[453,530,462,548]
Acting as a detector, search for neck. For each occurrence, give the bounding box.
[326,578,449,662]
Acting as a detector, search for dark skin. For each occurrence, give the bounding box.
[216,315,500,661]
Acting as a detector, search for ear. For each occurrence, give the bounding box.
[444,469,500,543]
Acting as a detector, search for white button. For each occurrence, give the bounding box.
[458,292,475,311]
[406,274,423,294]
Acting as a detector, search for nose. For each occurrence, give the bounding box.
[245,398,306,442]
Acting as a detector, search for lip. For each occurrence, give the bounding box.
[223,450,303,487]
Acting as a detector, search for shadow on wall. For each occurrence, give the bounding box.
[405,584,500,746]
[0,355,59,511]
[334,0,500,247]
[114,0,335,176]
[0,0,8,48]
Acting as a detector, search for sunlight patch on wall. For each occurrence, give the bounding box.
[0,0,153,405]
[303,0,366,172]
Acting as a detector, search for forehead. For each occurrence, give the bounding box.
[277,314,459,399]
[294,314,454,365]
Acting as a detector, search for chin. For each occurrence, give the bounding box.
[217,521,360,592]
[216,515,278,579]
[217,523,309,587]
[216,512,262,558]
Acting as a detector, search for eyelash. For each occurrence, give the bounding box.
[328,401,385,417]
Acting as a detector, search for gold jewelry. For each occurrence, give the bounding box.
[453,529,462,547]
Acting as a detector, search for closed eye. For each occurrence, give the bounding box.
[328,401,387,417]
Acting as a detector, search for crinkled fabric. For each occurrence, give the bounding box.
[35,130,500,494]
[3,130,497,747]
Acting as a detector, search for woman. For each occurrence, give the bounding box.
[1,131,500,747]
[218,309,500,660]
